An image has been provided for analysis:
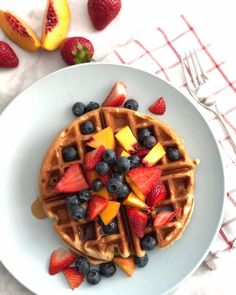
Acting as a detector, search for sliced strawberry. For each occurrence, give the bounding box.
[102,81,126,107]
[56,164,89,193]
[84,145,106,171]
[146,180,167,207]
[127,166,162,196]
[153,208,181,228]
[88,195,108,220]
[149,97,166,115]
[126,208,148,238]
[134,148,150,157]
[99,174,110,185]
[63,267,84,289]
[49,248,76,275]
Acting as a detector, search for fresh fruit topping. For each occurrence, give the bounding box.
[123,192,149,210]
[140,235,157,251]
[66,195,80,208]
[100,262,116,277]
[80,120,95,135]
[62,146,78,162]
[102,81,126,107]
[124,99,139,111]
[142,142,166,167]
[115,126,137,153]
[92,187,113,200]
[126,208,148,238]
[101,219,118,234]
[117,184,130,198]
[146,180,167,207]
[56,164,89,193]
[0,41,19,68]
[96,161,110,175]
[143,135,157,149]
[99,174,110,185]
[113,257,135,277]
[49,248,76,275]
[86,101,100,112]
[60,37,94,65]
[87,127,115,149]
[72,102,86,116]
[63,267,84,289]
[112,171,124,182]
[134,253,149,268]
[149,97,166,115]
[88,195,108,220]
[88,0,121,30]
[41,0,71,50]
[85,170,99,186]
[86,269,101,285]
[134,148,150,157]
[84,145,106,171]
[154,208,181,228]
[77,189,92,202]
[69,205,87,220]
[127,166,162,196]
[107,178,123,195]
[166,147,180,161]
[91,179,103,191]
[128,155,141,168]
[75,256,90,275]
[120,149,130,157]
[138,127,152,142]
[103,149,117,166]
[125,175,146,202]
[0,11,40,51]
[116,156,131,173]
[100,201,120,225]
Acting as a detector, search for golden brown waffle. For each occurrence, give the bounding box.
[39,107,198,262]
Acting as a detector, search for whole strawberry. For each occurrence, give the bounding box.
[60,37,94,65]
[88,0,121,30]
[0,41,19,68]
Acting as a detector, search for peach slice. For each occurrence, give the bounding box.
[92,187,113,200]
[125,175,146,202]
[113,257,135,277]
[120,150,130,157]
[100,201,120,225]
[0,10,40,51]
[123,192,149,210]
[41,0,71,51]
[86,127,115,150]
[142,143,166,167]
[115,126,137,153]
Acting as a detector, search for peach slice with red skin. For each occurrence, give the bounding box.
[142,142,166,167]
[86,127,116,150]
[113,257,135,276]
[115,126,138,153]
[41,0,71,51]
[0,10,40,51]
[123,192,149,210]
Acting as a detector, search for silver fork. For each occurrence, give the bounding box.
[181,49,236,153]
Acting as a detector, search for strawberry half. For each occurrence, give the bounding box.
[88,195,108,220]
[149,97,166,115]
[126,208,148,238]
[84,145,106,171]
[127,166,162,196]
[56,163,89,193]
[146,180,167,207]
[154,208,181,228]
[102,81,126,107]
[49,248,76,275]
[63,267,84,289]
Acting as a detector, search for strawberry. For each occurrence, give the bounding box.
[63,267,84,289]
[60,37,94,65]
[126,208,148,238]
[84,145,106,171]
[127,166,162,196]
[56,163,89,193]
[88,195,108,220]
[149,97,166,115]
[49,248,76,275]
[146,180,167,207]
[99,174,110,185]
[88,0,121,30]
[154,208,181,228]
[0,41,19,68]
[102,81,126,107]
[134,148,150,157]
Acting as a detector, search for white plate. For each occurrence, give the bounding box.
[0,63,224,295]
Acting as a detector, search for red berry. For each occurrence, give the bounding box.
[49,248,76,275]
[149,97,166,115]
[63,267,84,289]
[154,208,181,228]
[127,208,148,238]
[146,180,167,207]
[84,145,106,171]
[102,81,126,107]
[88,195,108,220]
[0,41,19,68]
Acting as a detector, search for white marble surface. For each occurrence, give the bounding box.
[0,0,236,294]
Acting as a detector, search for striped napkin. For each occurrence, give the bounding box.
[103,14,236,270]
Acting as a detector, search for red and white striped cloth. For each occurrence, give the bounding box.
[103,15,236,270]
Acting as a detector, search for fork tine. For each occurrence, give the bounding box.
[181,57,196,96]
[189,50,204,85]
[193,49,208,81]
[184,52,198,88]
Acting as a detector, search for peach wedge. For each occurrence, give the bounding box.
[113,257,135,277]
[86,127,115,149]
[100,201,120,225]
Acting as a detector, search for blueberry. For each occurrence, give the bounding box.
[86,101,100,112]
[72,102,86,116]
[80,120,95,135]
[91,179,103,192]
[62,146,78,162]
[70,206,87,220]
[107,178,123,195]
[134,253,149,268]
[112,171,124,182]
[66,195,80,208]
[166,147,180,161]
[117,184,130,198]
[100,262,116,277]
[86,269,101,285]
[141,235,157,251]
[138,128,151,142]
[101,219,118,234]
[116,156,130,173]
[103,149,116,166]
[75,256,90,274]
[128,155,141,168]
[96,162,110,175]
[124,99,139,111]
[143,135,157,149]
[77,189,92,202]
